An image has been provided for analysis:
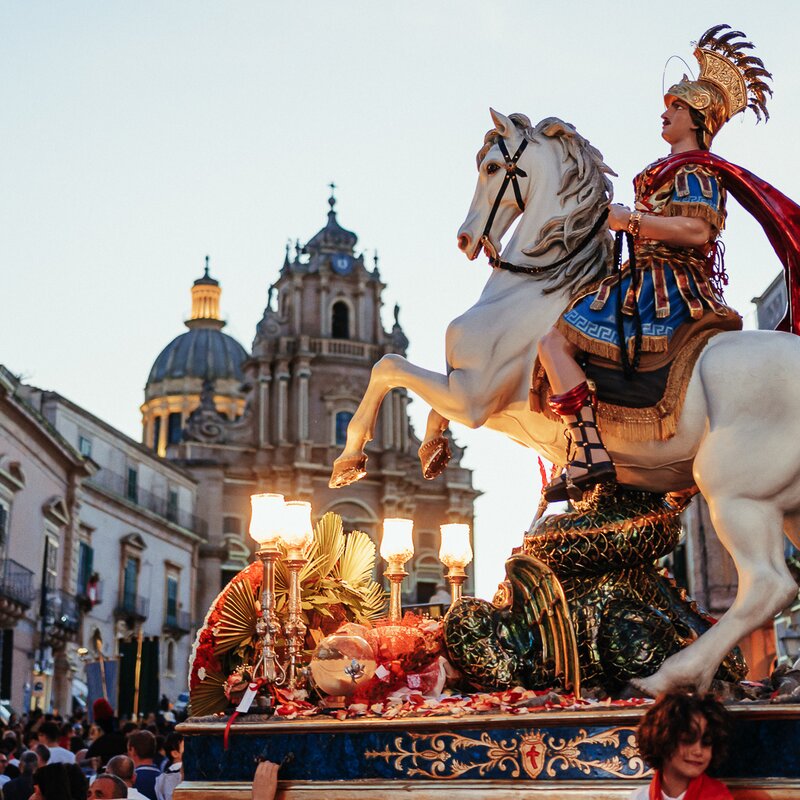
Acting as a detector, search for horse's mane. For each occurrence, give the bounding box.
[478,114,616,296]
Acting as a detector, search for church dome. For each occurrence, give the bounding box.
[147,327,248,385]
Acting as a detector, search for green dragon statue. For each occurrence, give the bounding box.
[444,484,746,696]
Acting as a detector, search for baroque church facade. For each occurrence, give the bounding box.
[142,194,478,616]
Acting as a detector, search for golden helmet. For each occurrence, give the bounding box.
[665,24,772,149]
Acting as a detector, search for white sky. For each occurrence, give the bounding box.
[3,2,798,599]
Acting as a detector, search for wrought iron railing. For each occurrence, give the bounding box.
[88,468,207,535]
[164,609,192,632]
[114,592,149,620]
[0,559,35,606]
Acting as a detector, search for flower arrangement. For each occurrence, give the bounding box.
[188,512,386,716]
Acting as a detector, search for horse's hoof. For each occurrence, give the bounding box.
[419,435,452,480]
[329,454,368,488]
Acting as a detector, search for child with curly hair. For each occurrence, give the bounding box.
[630,692,733,800]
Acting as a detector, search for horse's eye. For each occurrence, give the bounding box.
[486,163,500,175]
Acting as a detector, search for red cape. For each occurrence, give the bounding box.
[640,151,800,336]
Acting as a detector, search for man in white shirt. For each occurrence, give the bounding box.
[37,722,75,764]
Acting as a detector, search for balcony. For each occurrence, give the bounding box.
[88,468,207,535]
[0,559,34,626]
[163,609,192,638]
[309,338,382,361]
[44,590,80,644]
[114,593,149,625]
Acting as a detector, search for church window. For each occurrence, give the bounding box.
[335,411,353,446]
[167,412,183,445]
[152,417,161,450]
[223,516,242,536]
[331,301,350,340]
[78,435,92,458]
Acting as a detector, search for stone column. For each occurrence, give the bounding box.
[258,373,272,448]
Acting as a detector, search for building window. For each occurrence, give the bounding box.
[0,502,8,550]
[78,436,92,458]
[166,639,176,674]
[77,542,94,596]
[331,301,350,340]
[152,417,162,450]
[126,468,138,503]
[165,574,179,627]
[167,412,183,445]
[334,411,353,446]
[122,556,139,611]
[167,490,179,523]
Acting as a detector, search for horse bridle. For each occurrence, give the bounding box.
[479,135,610,276]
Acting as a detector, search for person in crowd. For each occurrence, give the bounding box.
[125,731,160,800]
[428,583,452,606]
[66,762,89,800]
[154,733,183,800]
[35,744,50,769]
[630,692,733,799]
[88,774,129,800]
[85,700,127,767]
[107,754,148,800]
[2,750,38,800]
[0,750,11,788]
[38,721,76,764]
[252,761,279,800]
[31,762,74,800]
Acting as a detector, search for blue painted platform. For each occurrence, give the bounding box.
[175,704,800,799]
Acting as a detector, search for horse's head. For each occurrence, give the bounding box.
[458,110,616,295]
[458,109,531,261]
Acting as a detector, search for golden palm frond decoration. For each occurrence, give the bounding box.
[310,512,346,579]
[358,581,389,620]
[213,579,258,656]
[334,529,377,587]
[189,669,228,717]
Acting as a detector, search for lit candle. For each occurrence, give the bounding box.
[380,518,414,563]
[249,493,285,547]
[439,523,473,569]
[282,500,314,556]
[439,523,473,607]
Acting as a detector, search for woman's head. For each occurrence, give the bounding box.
[636,692,731,773]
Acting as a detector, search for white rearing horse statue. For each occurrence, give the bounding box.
[330,109,800,695]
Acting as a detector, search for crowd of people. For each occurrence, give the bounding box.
[0,698,185,800]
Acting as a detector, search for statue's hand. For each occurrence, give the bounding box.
[608,204,632,232]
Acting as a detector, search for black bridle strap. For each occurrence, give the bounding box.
[490,208,610,276]
[480,137,529,246]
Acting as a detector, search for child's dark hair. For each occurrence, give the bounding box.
[636,692,731,771]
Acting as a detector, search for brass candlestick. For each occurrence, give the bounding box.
[439,523,473,610]
[255,543,284,683]
[284,547,308,690]
[384,557,410,622]
[380,518,414,622]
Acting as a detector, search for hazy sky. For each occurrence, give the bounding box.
[3,2,798,599]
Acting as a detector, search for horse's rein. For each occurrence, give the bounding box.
[479,135,609,276]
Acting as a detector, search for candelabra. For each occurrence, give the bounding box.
[249,493,286,684]
[439,523,473,607]
[380,518,414,622]
[281,500,313,690]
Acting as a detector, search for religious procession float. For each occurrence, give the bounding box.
[176,25,800,799]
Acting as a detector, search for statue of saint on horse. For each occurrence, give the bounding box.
[330,25,800,696]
